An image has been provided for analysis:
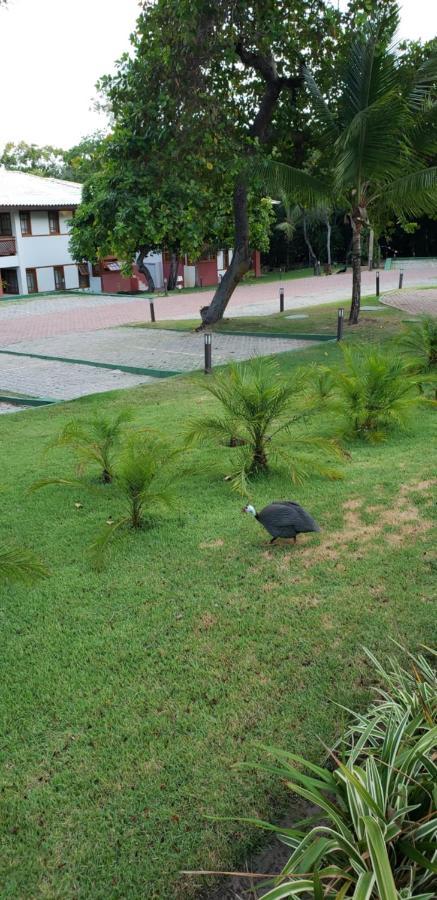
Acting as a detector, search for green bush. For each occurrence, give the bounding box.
[229,646,436,898]
[186,358,344,491]
[323,346,423,442]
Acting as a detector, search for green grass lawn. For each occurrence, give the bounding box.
[1,313,436,899]
[133,295,407,340]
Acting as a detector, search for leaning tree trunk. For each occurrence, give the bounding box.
[200,178,251,326]
[197,42,301,327]
[137,247,155,292]
[349,215,363,324]
[167,250,180,290]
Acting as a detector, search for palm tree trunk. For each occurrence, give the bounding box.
[367,228,374,270]
[303,213,317,271]
[326,213,332,273]
[349,216,363,324]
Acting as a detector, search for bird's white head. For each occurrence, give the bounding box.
[242,504,256,516]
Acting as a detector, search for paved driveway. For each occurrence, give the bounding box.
[380,288,437,316]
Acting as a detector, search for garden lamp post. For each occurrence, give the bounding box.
[149,298,156,323]
[399,269,404,289]
[279,286,284,313]
[337,307,344,342]
[376,271,380,297]
[204,332,212,374]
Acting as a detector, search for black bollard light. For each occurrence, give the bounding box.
[204,332,212,374]
[399,268,404,289]
[337,307,344,342]
[164,278,168,296]
[376,270,380,297]
[149,298,156,323]
[279,286,285,313]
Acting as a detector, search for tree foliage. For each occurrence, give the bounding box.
[70,0,364,306]
[262,11,437,322]
[0,135,104,183]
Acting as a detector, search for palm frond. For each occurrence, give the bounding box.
[0,543,49,584]
[303,65,339,140]
[374,166,437,218]
[254,159,331,207]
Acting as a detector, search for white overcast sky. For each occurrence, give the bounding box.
[0,0,436,150]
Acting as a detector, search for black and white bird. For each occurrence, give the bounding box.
[243,501,320,544]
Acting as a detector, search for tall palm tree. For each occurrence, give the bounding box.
[262,14,437,323]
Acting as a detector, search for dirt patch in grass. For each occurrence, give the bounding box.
[199,539,225,549]
[294,479,436,568]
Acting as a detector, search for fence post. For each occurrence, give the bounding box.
[337,307,344,342]
[204,332,212,374]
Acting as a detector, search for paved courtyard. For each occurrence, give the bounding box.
[0,269,435,405]
[380,288,437,316]
[0,329,316,401]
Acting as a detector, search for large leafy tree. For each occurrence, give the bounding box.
[71,0,355,307]
[265,12,437,323]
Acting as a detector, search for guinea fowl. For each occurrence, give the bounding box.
[243,501,320,544]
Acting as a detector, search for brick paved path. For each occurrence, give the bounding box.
[380,288,437,316]
[0,266,435,346]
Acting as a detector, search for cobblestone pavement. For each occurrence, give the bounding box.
[1,329,316,399]
[0,353,158,401]
[380,288,437,316]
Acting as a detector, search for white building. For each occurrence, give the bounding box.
[0,169,83,296]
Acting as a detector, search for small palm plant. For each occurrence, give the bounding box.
[47,409,133,483]
[398,315,437,395]
[186,358,344,490]
[0,544,48,585]
[90,431,178,563]
[327,345,423,441]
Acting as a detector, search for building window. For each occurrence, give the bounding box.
[26,268,38,293]
[53,265,65,291]
[48,210,60,234]
[78,263,90,289]
[0,212,12,236]
[19,211,32,236]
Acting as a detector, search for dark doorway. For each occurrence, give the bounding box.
[1,268,19,294]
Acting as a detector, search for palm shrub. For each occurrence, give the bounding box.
[398,316,437,396]
[228,646,436,898]
[185,358,344,491]
[47,410,133,483]
[259,13,437,322]
[323,345,423,441]
[0,544,48,585]
[90,431,178,563]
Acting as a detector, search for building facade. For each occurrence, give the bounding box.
[0,169,83,296]
[0,168,262,297]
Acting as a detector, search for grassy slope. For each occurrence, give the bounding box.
[0,313,436,899]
